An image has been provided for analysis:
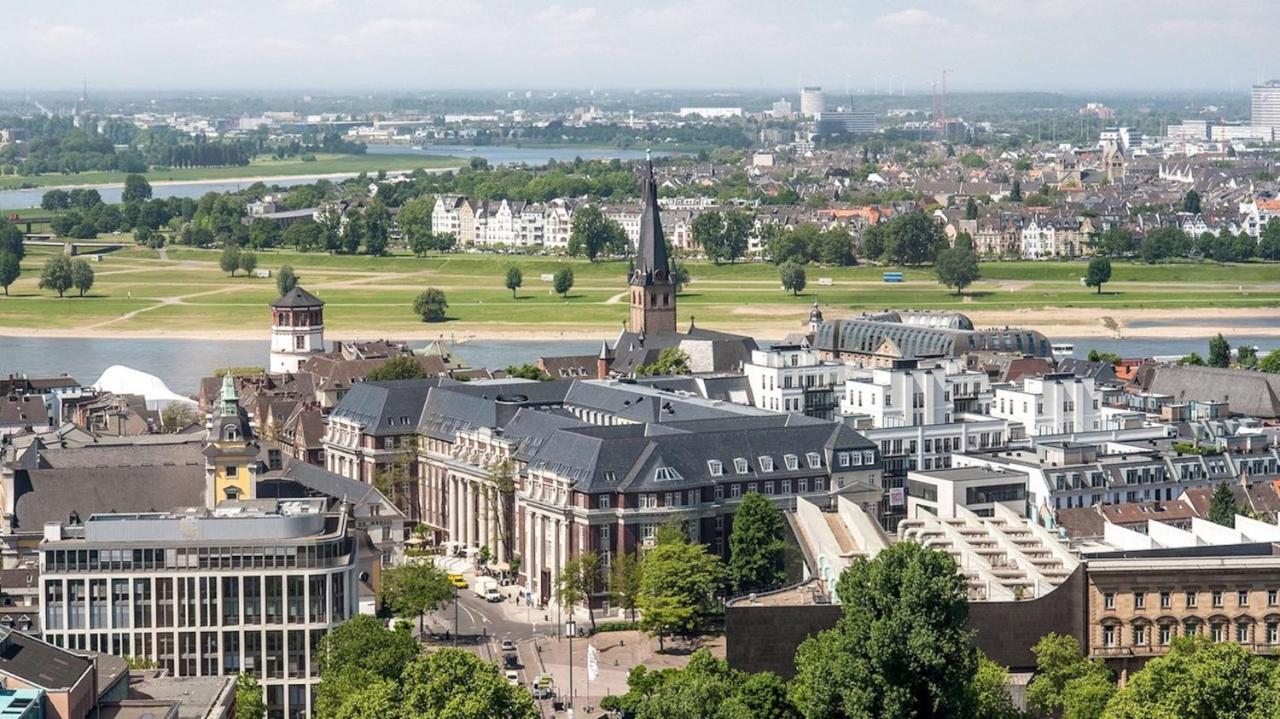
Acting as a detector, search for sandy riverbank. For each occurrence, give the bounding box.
[0,307,1274,343]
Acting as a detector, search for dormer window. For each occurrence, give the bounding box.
[758,456,774,473]
[734,458,749,474]
[783,454,798,471]
[654,467,683,482]
[224,425,240,441]
[707,460,723,476]
[806,452,821,468]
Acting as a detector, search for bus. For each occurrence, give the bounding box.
[883,271,904,283]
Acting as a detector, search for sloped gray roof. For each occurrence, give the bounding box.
[271,286,325,308]
[1137,365,1280,419]
[330,379,439,436]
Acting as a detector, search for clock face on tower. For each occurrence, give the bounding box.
[653,269,666,282]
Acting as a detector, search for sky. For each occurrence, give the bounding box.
[3,0,1278,94]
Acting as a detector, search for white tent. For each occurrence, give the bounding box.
[92,365,197,411]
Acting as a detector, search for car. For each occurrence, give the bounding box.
[503,654,520,669]
[449,576,468,589]
[500,639,517,652]
[505,670,520,687]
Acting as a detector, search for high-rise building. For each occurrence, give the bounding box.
[1252,81,1280,131]
[816,110,876,136]
[799,87,825,118]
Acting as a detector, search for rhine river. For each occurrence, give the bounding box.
[0,334,1275,396]
[0,145,660,209]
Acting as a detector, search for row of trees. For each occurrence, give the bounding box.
[1094,222,1280,263]
[1178,333,1280,373]
[37,255,94,297]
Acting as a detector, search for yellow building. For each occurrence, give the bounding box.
[203,374,260,506]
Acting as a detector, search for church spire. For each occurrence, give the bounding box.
[631,151,669,287]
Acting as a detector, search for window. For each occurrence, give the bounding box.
[1212,591,1224,608]
[814,478,824,492]
[863,450,875,464]
[714,484,724,500]
[758,456,774,472]
[1102,625,1116,647]
[1211,623,1226,643]
[806,453,821,469]
[1186,592,1198,608]
[764,481,774,495]
[838,452,850,467]
[1238,590,1250,607]
[782,480,792,494]
[640,524,656,546]
[1133,624,1149,646]
[730,484,741,498]
[848,452,862,466]
[783,454,798,471]
[1269,623,1279,645]
[1103,592,1115,610]
[799,478,809,493]
[1269,590,1278,607]
[1237,622,1251,644]
[1160,592,1171,609]
[1159,625,1173,645]
[707,460,723,476]
[734,458,749,474]
[1134,592,1145,610]
[654,467,683,482]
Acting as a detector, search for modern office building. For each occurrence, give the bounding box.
[39,499,358,719]
[815,110,875,136]
[1251,81,1280,132]
[743,344,849,419]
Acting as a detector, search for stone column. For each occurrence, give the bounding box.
[465,481,477,548]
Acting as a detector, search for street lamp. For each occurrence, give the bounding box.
[565,617,576,717]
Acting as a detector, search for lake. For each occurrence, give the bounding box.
[0,334,1273,396]
[0,175,339,211]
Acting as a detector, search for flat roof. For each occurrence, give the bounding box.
[910,466,1027,483]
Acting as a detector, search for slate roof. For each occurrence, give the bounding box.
[1136,365,1280,419]
[12,444,205,532]
[271,286,324,308]
[0,627,92,690]
[259,459,401,519]
[526,414,875,493]
[329,379,440,436]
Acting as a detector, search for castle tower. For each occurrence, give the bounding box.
[628,154,677,335]
[808,301,824,334]
[203,374,259,506]
[270,286,326,373]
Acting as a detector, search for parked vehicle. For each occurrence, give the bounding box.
[473,576,500,601]
[500,639,517,652]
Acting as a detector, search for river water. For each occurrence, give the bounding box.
[0,334,1274,396]
[0,145,662,210]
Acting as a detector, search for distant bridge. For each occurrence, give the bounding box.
[5,214,54,233]
[24,239,124,256]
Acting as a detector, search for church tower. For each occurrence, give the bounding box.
[203,374,259,507]
[270,286,326,373]
[628,154,677,335]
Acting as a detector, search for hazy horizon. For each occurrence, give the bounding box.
[2,0,1278,94]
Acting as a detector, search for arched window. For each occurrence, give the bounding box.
[224,425,240,441]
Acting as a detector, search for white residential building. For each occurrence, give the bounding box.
[544,199,575,250]
[841,358,990,429]
[991,372,1100,436]
[744,344,850,419]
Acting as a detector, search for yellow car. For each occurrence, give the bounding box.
[449,575,468,589]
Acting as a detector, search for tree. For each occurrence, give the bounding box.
[380,562,455,637]
[283,220,323,252]
[1086,257,1112,294]
[876,211,949,265]
[556,552,602,630]
[39,255,74,297]
[276,265,298,296]
[1258,218,1280,260]
[964,196,979,220]
[1261,349,1280,374]
[314,616,421,719]
[728,492,786,594]
[1237,344,1258,368]
[1104,637,1275,719]
[670,260,690,294]
[0,252,19,295]
[413,288,448,322]
[973,654,1024,719]
[399,648,539,718]
[122,174,153,203]
[815,227,855,266]
[637,347,691,376]
[609,551,642,622]
[160,403,198,431]
[366,356,430,381]
[552,267,574,298]
[935,245,981,296]
[790,543,977,719]
[397,196,434,254]
[248,218,281,250]
[1010,179,1023,201]
[1177,352,1205,366]
[720,210,753,264]
[691,210,727,262]
[1182,189,1201,214]
[41,189,71,211]
[1208,333,1231,368]
[1096,227,1136,256]
[504,363,549,381]
[567,206,627,261]
[1207,480,1238,528]
[220,244,242,276]
[234,673,266,719]
[238,251,258,278]
[637,538,726,651]
[610,649,798,719]
[0,223,24,261]
[504,266,523,298]
[364,199,391,256]
[1025,633,1112,719]
[779,262,806,296]
[71,259,94,297]
[1087,350,1123,364]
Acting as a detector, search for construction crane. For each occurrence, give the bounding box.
[940,69,952,139]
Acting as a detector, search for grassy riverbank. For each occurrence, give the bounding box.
[0,246,1277,340]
